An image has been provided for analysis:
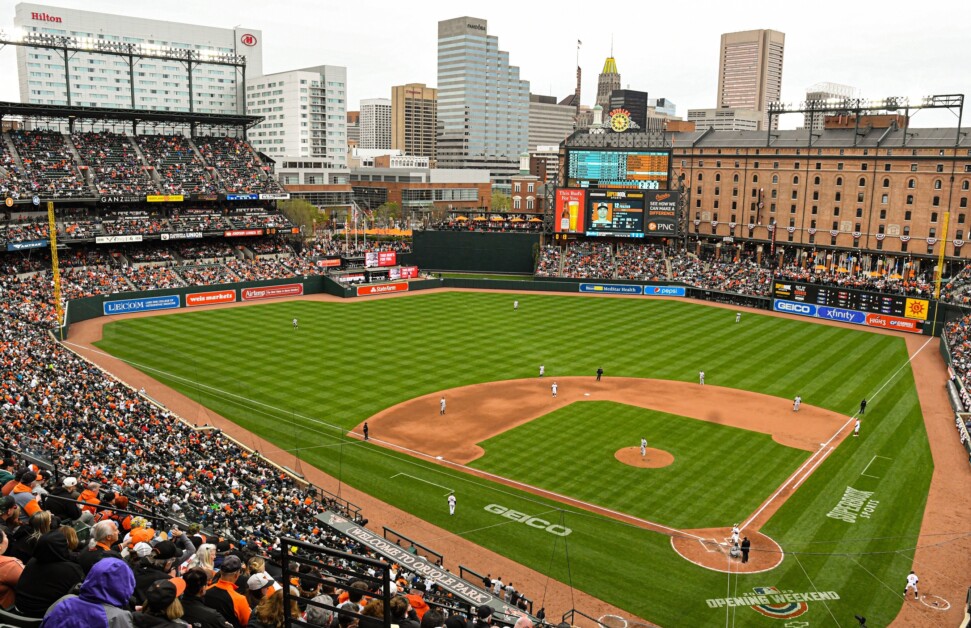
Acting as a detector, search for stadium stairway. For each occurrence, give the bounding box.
[1,132,25,171]
[62,134,98,197]
[187,137,223,189]
[129,135,163,188]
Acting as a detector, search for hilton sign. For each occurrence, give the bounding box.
[31,12,62,23]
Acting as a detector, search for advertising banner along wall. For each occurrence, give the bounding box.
[356,283,409,296]
[241,283,303,301]
[103,295,181,315]
[186,290,236,307]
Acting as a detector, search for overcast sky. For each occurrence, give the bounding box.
[1,0,969,129]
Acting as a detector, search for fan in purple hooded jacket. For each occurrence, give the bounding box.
[41,556,136,628]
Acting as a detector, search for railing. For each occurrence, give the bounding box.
[382,526,444,566]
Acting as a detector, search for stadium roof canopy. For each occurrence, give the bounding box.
[0,101,263,129]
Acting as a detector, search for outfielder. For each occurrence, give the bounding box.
[292,318,298,329]
[448,493,456,515]
[440,396,446,415]
[793,395,802,412]
[699,371,705,385]
[904,570,919,599]
[735,312,741,323]
[640,438,647,457]
[514,300,519,311]
[539,364,545,377]
[551,381,558,398]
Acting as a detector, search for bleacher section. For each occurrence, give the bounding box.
[8,130,88,198]
[135,134,217,195]
[72,132,154,195]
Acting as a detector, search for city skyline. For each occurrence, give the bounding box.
[0,0,968,130]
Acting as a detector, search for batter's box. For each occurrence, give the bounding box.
[699,538,725,554]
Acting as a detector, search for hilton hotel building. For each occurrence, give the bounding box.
[12,3,262,113]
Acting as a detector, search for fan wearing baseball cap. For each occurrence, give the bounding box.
[204,554,250,628]
[133,577,187,626]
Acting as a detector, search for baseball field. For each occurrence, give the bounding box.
[90,291,936,626]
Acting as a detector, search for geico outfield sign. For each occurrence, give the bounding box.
[483,504,572,536]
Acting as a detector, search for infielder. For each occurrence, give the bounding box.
[735,312,741,323]
[793,395,802,412]
[292,318,298,330]
[440,396,446,415]
[539,364,545,377]
[551,381,558,398]
[699,371,705,385]
[447,493,456,515]
[904,570,919,599]
[640,438,647,457]
[854,418,861,437]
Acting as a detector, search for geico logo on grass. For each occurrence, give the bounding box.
[484,504,572,536]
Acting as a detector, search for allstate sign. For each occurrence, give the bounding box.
[773,299,817,316]
[103,295,181,315]
[643,285,686,297]
[817,306,866,325]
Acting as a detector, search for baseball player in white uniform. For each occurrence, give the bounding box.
[439,396,446,415]
[640,438,647,457]
[854,419,861,437]
[292,318,298,329]
[735,312,741,323]
[447,493,456,515]
[539,364,545,377]
[904,570,919,599]
[492,577,504,597]
[551,381,558,398]
[793,395,802,412]
[730,523,740,545]
[514,300,519,311]
[699,371,705,385]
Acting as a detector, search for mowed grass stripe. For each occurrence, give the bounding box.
[95,291,929,627]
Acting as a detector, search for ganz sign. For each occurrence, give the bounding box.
[484,504,572,536]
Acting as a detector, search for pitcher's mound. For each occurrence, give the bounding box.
[615,447,674,468]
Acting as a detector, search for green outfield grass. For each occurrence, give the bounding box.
[94,291,931,626]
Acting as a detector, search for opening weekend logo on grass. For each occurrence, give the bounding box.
[705,585,841,618]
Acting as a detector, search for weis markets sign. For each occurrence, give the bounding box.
[318,512,530,623]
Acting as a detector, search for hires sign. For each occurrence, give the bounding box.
[31,12,62,22]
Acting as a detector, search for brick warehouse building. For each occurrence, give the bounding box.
[668,117,971,260]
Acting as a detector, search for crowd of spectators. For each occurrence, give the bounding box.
[248,238,292,256]
[8,131,89,198]
[121,265,186,291]
[0,220,48,244]
[560,241,613,279]
[102,217,166,236]
[226,212,293,230]
[178,264,241,286]
[72,132,155,196]
[136,135,218,195]
[197,136,285,195]
[174,241,236,261]
[614,243,668,281]
[533,246,560,278]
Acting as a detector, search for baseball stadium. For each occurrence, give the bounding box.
[2,93,971,628]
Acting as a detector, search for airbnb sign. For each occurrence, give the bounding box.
[31,11,62,23]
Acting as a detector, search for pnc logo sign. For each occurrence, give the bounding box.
[647,221,675,232]
[31,12,62,23]
[240,33,258,46]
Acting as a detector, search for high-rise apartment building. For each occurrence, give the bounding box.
[13,3,262,113]
[246,65,347,166]
[436,16,530,185]
[527,94,575,151]
[360,98,391,150]
[391,83,437,159]
[608,89,648,129]
[596,56,621,110]
[804,82,859,131]
[717,29,785,130]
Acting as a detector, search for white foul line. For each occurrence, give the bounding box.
[860,455,892,479]
[390,473,454,495]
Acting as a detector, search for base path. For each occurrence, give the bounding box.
[357,376,851,572]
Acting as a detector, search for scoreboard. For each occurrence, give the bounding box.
[567,149,670,190]
[585,191,645,238]
[772,279,932,333]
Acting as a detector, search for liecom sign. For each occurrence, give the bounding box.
[484,504,571,536]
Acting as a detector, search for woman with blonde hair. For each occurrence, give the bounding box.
[181,542,216,579]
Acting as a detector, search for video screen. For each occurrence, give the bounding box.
[585,191,645,238]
